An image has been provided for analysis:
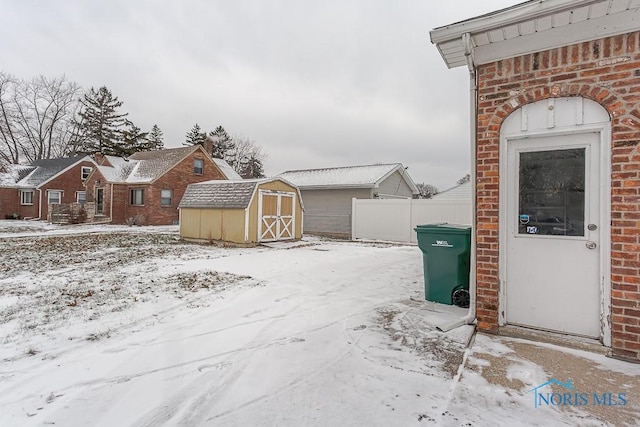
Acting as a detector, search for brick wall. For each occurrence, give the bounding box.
[0,188,23,219]
[476,33,640,360]
[38,161,95,220]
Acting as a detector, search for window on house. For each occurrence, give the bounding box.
[161,189,172,206]
[20,190,34,205]
[48,190,62,205]
[81,166,92,180]
[76,191,86,206]
[130,189,144,205]
[194,158,204,175]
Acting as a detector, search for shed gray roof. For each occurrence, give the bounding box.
[179,180,258,209]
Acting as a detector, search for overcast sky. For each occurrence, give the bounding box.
[1,0,518,190]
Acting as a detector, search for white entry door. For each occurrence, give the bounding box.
[505,132,601,338]
[258,191,295,242]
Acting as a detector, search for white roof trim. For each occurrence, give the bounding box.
[375,164,420,194]
[430,0,640,69]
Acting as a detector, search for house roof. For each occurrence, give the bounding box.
[179,177,303,210]
[95,146,238,184]
[126,146,201,183]
[0,164,36,186]
[278,163,419,193]
[430,0,640,69]
[0,156,93,188]
[213,158,242,180]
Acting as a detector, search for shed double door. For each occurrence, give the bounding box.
[258,190,295,242]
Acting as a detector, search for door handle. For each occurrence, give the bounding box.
[586,241,597,249]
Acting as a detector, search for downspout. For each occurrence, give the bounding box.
[38,188,43,220]
[110,183,114,223]
[437,32,478,332]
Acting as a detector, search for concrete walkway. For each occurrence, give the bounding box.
[447,331,640,426]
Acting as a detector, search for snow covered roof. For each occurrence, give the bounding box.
[95,146,239,184]
[278,163,418,192]
[180,177,303,209]
[213,158,242,180]
[179,180,259,209]
[126,146,200,183]
[0,157,93,188]
[0,164,36,187]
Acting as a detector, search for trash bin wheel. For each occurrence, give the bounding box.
[452,288,470,308]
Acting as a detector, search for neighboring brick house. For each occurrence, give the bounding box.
[431,0,640,361]
[84,145,239,225]
[0,156,97,220]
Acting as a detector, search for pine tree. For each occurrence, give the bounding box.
[74,86,129,155]
[120,122,149,156]
[147,124,164,150]
[238,155,265,179]
[208,125,235,161]
[184,123,206,146]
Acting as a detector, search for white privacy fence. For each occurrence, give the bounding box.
[351,198,472,243]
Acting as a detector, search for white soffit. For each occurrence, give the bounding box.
[430,0,640,69]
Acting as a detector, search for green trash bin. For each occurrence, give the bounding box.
[414,223,471,307]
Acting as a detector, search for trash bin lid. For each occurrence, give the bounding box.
[414,223,471,234]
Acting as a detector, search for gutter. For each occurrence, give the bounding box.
[437,32,478,332]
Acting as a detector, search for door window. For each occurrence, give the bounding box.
[518,148,585,236]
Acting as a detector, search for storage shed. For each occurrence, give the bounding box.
[179,178,303,244]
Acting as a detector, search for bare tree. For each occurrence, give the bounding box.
[232,136,267,178]
[0,72,21,164]
[416,182,438,199]
[457,173,471,185]
[0,73,81,164]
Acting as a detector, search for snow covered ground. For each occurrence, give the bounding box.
[0,221,638,426]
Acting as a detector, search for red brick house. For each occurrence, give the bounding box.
[84,145,239,225]
[431,0,640,361]
[0,156,97,221]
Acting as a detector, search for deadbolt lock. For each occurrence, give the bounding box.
[587,224,598,231]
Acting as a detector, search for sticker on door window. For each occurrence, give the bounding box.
[518,148,585,236]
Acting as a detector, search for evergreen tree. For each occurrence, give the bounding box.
[208,125,235,161]
[184,123,206,146]
[238,154,265,179]
[120,122,149,156]
[147,124,164,150]
[74,86,129,155]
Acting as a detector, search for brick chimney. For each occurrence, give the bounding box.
[93,152,104,165]
[202,136,214,157]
